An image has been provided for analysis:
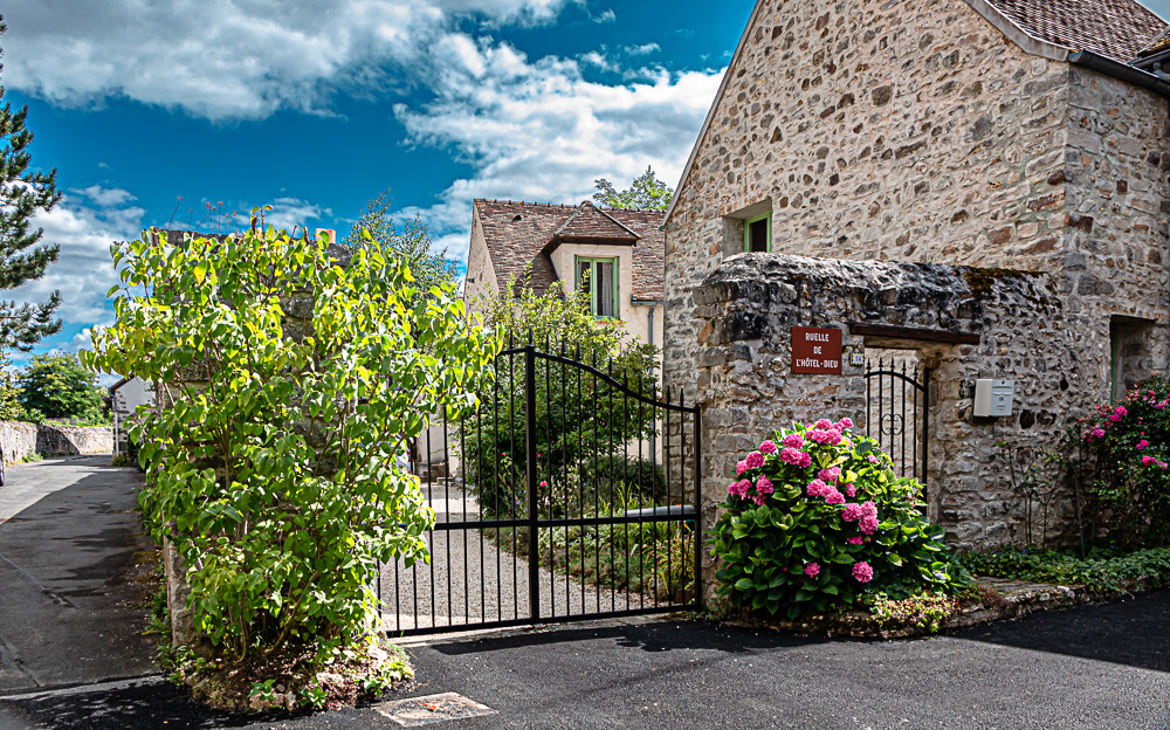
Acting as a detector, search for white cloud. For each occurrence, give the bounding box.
[592,9,616,23]
[393,44,723,264]
[264,197,332,233]
[4,0,574,120]
[626,42,661,56]
[5,187,143,329]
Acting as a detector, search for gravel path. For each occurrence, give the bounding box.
[378,481,649,633]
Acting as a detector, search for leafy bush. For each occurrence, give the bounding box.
[1076,375,1170,548]
[462,276,658,518]
[710,419,966,619]
[82,219,499,703]
[959,547,1170,595]
[575,455,666,505]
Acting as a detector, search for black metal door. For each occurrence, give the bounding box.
[380,342,701,636]
[864,357,930,486]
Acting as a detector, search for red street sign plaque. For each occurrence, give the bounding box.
[791,327,843,374]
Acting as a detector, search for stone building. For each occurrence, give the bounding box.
[663,0,1170,552]
[464,199,666,348]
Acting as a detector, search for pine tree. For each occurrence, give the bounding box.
[0,17,61,351]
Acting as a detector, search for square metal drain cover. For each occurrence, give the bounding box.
[373,692,497,726]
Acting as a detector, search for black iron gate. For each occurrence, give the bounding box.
[864,357,930,485]
[380,343,701,636]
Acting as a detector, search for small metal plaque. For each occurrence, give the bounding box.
[373,692,497,726]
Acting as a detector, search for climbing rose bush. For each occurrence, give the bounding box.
[710,419,963,619]
[1078,375,1170,547]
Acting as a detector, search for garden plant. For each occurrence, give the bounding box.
[711,419,967,620]
[81,216,499,709]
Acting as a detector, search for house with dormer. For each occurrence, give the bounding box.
[464,200,666,348]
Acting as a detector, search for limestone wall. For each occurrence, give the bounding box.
[688,255,1083,569]
[36,425,114,456]
[665,0,1076,418]
[0,421,37,464]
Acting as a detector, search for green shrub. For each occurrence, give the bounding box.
[461,273,658,518]
[82,218,498,704]
[959,546,1170,594]
[575,455,667,505]
[710,419,967,620]
[1076,375,1170,548]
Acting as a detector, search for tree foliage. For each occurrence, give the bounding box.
[592,166,673,211]
[463,277,658,517]
[16,352,104,421]
[0,18,62,351]
[81,218,499,689]
[343,188,457,295]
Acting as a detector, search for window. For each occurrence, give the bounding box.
[576,256,618,318]
[744,212,772,252]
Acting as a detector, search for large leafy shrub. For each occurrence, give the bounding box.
[463,276,657,518]
[81,220,499,694]
[1077,375,1170,548]
[710,420,963,619]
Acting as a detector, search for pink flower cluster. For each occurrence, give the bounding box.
[807,478,845,504]
[745,451,765,470]
[760,440,778,455]
[726,475,776,505]
[817,466,841,483]
[782,433,804,449]
[781,447,812,468]
[803,562,820,578]
[1141,455,1168,469]
[807,428,843,446]
[841,501,879,535]
[852,561,874,583]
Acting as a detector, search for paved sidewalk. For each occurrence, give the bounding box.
[0,456,156,694]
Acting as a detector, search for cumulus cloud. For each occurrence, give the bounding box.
[626,42,661,55]
[5,186,143,329]
[4,0,574,120]
[393,44,723,263]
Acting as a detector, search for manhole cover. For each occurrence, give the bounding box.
[373,692,496,726]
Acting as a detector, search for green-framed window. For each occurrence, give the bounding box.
[575,256,619,318]
[744,212,772,252]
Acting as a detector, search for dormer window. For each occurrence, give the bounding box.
[576,256,618,318]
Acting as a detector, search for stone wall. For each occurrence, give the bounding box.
[36,425,114,456]
[0,421,37,464]
[689,255,1082,586]
[665,0,1079,419]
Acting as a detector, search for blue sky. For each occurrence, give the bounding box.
[4,0,1170,367]
[1,0,754,366]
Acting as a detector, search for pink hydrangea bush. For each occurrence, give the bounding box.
[711,419,963,620]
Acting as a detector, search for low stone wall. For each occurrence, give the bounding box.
[36,424,114,456]
[0,421,37,463]
[684,254,1088,567]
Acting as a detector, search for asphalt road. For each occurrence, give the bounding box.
[0,456,155,694]
[2,590,1168,729]
[2,457,1168,729]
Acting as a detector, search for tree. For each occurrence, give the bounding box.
[592,166,674,211]
[344,189,457,295]
[17,353,104,421]
[0,18,62,351]
[81,218,499,708]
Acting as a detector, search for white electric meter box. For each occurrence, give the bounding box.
[974,379,1014,417]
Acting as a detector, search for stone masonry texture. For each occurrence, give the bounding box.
[664,0,1170,569]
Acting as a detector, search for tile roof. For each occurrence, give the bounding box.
[984,0,1167,61]
[472,199,665,301]
[1135,25,1170,58]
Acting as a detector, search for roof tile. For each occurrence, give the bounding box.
[985,0,1167,61]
